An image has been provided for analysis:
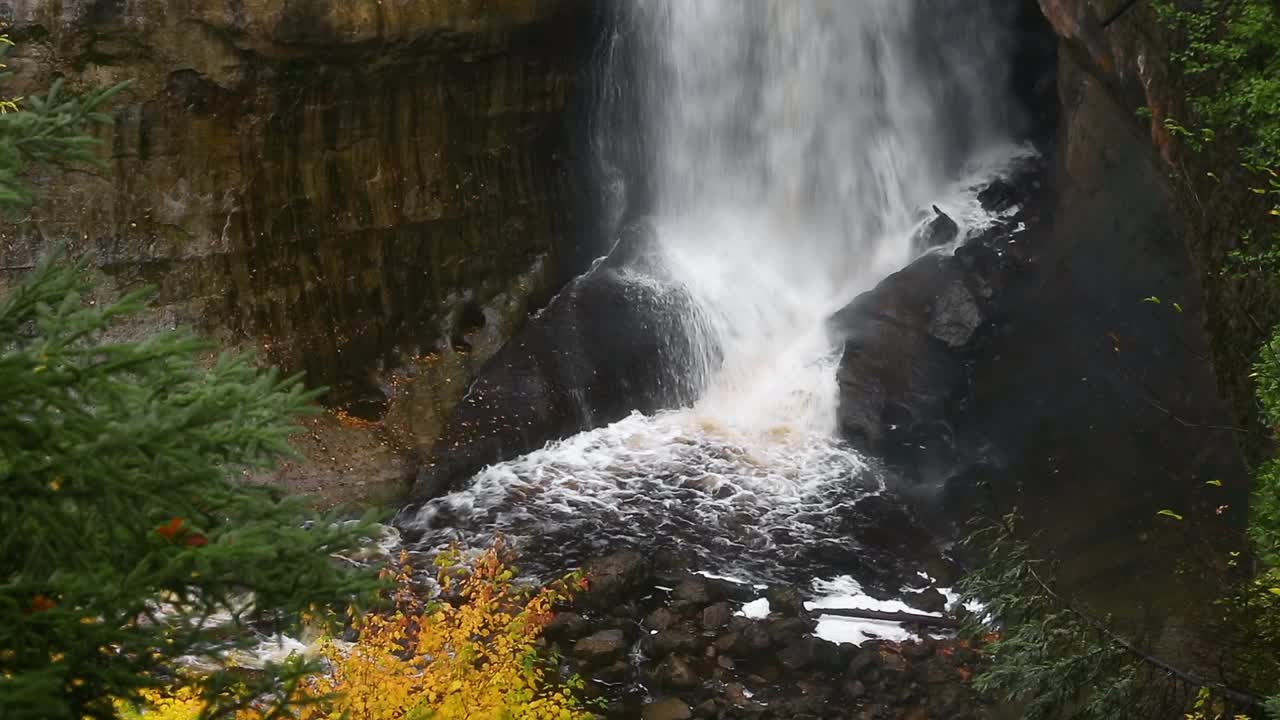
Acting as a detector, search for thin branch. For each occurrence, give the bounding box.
[1136,393,1251,434]
[811,607,961,629]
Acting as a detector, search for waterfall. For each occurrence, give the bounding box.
[406,0,1029,584]
[625,0,1019,435]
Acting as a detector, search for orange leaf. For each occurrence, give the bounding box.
[29,595,57,614]
[156,517,184,540]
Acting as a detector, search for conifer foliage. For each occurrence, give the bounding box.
[0,35,382,719]
[0,34,126,208]
[0,253,383,720]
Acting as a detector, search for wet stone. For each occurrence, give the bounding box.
[901,639,935,661]
[653,629,700,656]
[978,178,1020,212]
[714,631,739,652]
[596,660,629,684]
[693,699,718,718]
[847,648,881,678]
[766,585,806,617]
[701,602,732,630]
[580,552,651,610]
[767,617,812,647]
[573,629,627,661]
[723,683,752,707]
[779,636,835,671]
[672,576,713,605]
[654,654,700,689]
[644,607,676,631]
[546,612,591,641]
[736,623,772,653]
[642,697,693,720]
[912,205,960,251]
[880,652,908,675]
[903,587,947,615]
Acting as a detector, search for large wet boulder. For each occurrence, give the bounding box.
[829,165,1042,528]
[411,222,702,498]
[910,205,960,253]
[829,254,973,454]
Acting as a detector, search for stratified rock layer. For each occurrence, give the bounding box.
[1,0,602,503]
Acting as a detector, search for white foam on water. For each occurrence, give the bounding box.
[738,598,772,620]
[406,409,881,580]
[807,575,948,646]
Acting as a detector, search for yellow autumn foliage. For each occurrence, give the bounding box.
[116,544,595,720]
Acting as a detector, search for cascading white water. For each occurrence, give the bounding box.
[406,0,1028,585]
[639,0,1014,435]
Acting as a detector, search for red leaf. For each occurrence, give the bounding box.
[156,517,184,540]
[28,595,57,614]
[184,533,208,548]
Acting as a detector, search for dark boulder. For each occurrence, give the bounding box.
[574,629,629,662]
[827,168,1041,518]
[910,205,960,253]
[977,178,1020,213]
[577,551,653,612]
[903,588,948,615]
[653,654,700,689]
[410,221,703,499]
[765,585,805,618]
[651,629,701,656]
[644,607,677,631]
[828,253,972,455]
[642,698,693,720]
[671,575,715,605]
[701,602,733,630]
[546,612,592,642]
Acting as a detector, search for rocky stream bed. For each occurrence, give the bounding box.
[553,552,992,720]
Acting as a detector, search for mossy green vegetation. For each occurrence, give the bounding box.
[1154,0,1280,166]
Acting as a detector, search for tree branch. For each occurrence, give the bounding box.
[811,607,961,629]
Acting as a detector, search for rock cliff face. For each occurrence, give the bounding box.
[0,0,604,504]
[1037,0,1280,449]
[828,0,1248,661]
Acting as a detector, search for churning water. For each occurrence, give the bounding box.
[404,0,1026,588]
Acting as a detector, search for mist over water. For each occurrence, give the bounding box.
[406,0,1027,584]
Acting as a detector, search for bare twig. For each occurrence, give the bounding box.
[812,607,961,629]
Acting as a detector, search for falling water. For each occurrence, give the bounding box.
[639,0,1019,434]
[405,0,1028,586]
